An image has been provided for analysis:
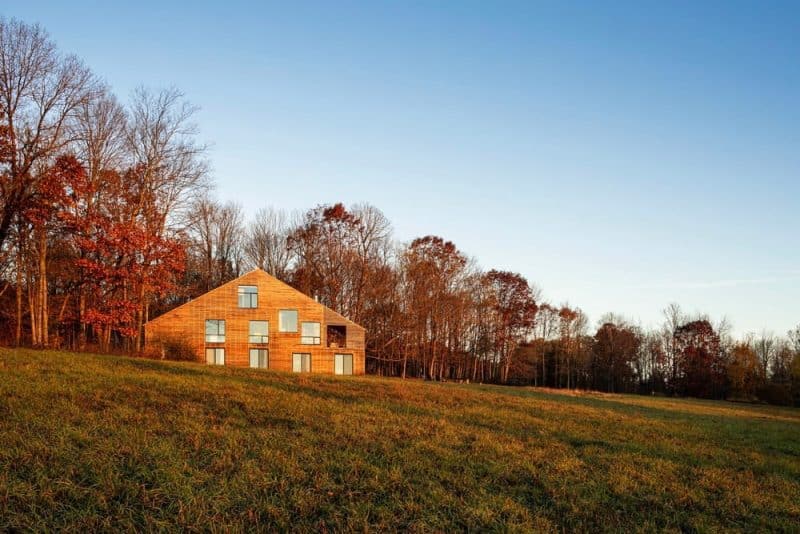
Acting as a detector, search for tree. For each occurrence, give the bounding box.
[753,330,776,380]
[788,324,800,355]
[398,236,469,380]
[483,270,538,383]
[69,87,127,348]
[556,306,588,389]
[534,303,559,386]
[289,202,392,325]
[123,87,208,350]
[673,320,726,399]
[187,197,244,292]
[660,303,685,394]
[727,342,761,399]
[0,18,96,252]
[71,165,188,351]
[591,320,641,393]
[243,207,294,281]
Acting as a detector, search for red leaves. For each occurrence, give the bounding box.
[673,320,725,398]
[484,270,538,330]
[37,155,188,341]
[23,154,86,226]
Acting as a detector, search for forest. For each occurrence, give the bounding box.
[1,18,799,405]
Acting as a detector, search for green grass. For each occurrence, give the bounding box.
[1,349,799,532]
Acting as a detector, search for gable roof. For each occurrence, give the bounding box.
[146,268,365,331]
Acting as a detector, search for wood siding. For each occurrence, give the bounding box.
[144,269,366,374]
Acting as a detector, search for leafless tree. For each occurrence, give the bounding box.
[124,86,209,350]
[753,330,777,379]
[188,197,244,292]
[0,18,97,251]
[243,207,294,280]
[125,86,209,229]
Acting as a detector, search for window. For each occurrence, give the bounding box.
[205,319,225,342]
[292,353,311,373]
[249,349,268,369]
[249,321,269,343]
[335,353,353,375]
[279,310,298,332]
[238,285,258,308]
[206,347,225,365]
[301,322,321,345]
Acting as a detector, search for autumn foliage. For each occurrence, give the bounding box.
[1,18,798,406]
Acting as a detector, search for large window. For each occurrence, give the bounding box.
[292,353,311,373]
[301,322,321,345]
[206,347,225,365]
[238,285,258,308]
[205,319,225,342]
[249,349,268,369]
[334,353,353,375]
[249,321,269,343]
[279,310,298,332]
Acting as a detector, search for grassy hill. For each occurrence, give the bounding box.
[1,349,798,531]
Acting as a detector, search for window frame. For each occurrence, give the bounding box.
[237,285,258,309]
[334,353,354,375]
[249,348,269,369]
[292,352,311,373]
[278,309,299,333]
[205,319,226,343]
[206,347,225,365]
[300,321,321,345]
[248,320,269,344]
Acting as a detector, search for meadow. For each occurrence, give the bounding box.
[1,348,798,532]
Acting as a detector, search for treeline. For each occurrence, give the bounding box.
[1,19,799,405]
[515,307,800,405]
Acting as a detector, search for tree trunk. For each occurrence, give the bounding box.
[38,230,49,347]
[15,240,23,346]
[78,291,86,350]
[28,269,38,346]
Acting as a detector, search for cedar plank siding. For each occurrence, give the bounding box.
[144,269,366,374]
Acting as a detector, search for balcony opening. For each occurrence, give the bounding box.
[327,325,346,348]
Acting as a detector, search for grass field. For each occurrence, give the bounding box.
[1,348,799,531]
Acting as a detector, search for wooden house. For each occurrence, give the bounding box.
[144,269,366,375]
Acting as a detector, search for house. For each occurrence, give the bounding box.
[144,269,366,375]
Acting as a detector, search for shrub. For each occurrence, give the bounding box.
[756,383,793,406]
[152,336,199,362]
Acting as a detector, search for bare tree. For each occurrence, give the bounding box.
[753,330,777,380]
[72,87,127,182]
[243,207,294,280]
[125,87,208,226]
[661,303,685,393]
[124,87,209,350]
[0,18,96,251]
[790,324,800,354]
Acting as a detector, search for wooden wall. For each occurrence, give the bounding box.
[144,269,366,374]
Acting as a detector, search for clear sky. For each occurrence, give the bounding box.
[6,1,800,336]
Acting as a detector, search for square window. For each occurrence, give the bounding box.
[279,310,298,332]
[301,322,321,345]
[292,353,311,373]
[205,319,225,342]
[238,285,258,308]
[249,320,269,343]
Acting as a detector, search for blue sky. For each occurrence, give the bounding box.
[6,1,799,336]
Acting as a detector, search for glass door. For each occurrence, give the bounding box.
[334,353,353,375]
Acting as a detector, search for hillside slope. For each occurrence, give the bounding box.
[1,349,798,531]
